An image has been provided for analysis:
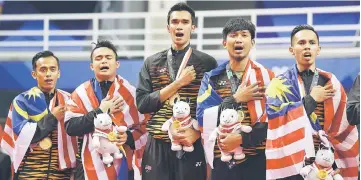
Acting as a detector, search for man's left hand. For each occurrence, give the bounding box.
[111,132,127,146]
[218,133,242,152]
[175,128,200,147]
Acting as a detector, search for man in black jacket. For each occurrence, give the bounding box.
[347,74,360,131]
[136,2,217,180]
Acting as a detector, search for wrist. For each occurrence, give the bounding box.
[99,106,108,113]
[173,79,184,89]
[233,94,241,103]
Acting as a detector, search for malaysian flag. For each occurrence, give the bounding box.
[265,65,359,180]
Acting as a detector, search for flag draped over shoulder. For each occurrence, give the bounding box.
[0,87,77,172]
[196,60,274,168]
[65,75,149,180]
[265,65,359,180]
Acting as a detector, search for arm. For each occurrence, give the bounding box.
[347,74,360,125]
[92,135,100,148]
[302,95,317,116]
[161,119,172,131]
[136,59,192,113]
[65,108,103,136]
[136,60,163,113]
[31,113,58,143]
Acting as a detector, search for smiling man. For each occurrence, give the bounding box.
[1,51,77,179]
[265,25,359,180]
[196,18,274,180]
[136,2,217,180]
[65,40,149,180]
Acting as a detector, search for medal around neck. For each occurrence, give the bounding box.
[39,137,52,150]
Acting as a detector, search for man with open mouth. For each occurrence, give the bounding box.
[136,2,217,180]
[197,18,274,180]
[265,24,359,180]
[65,40,149,180]
[1,51,77,179]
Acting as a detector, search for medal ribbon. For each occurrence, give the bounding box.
[167,47,193,82]
[300,69,322,131]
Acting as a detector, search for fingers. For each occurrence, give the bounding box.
[249,81,261,88]
[113,98,124,107]
[323,84,333,90]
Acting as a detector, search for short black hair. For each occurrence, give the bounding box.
[167,2,196,25]
[290,24,319,45]
[32,50,59,70]
[90,40,118,62]
[222,18,256,41]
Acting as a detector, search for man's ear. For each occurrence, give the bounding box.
[116,60,120,69]
[167,24,170,33]
[57,70,61,79]
[289,46,295,55]
[222,40,227,48]
[317,46,321,56]
[251,39,255,47]
[90,63,94,71]
[191,24,196,33]
[31,71,37,79]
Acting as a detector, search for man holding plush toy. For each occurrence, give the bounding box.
[196,18,274,180]
[65,40,149,180]
[136,3,217,180]
[265,24,359,180]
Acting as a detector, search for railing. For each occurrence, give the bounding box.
[0,5,359,61]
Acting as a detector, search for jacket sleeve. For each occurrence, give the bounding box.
[136,59,163,114]
[65,108,103,136]
[31,113,58,143]
[302,95,317,116]
[347,74,360,125]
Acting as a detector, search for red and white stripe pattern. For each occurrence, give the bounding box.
[265,69,359,180]
[53,90,78,170]
[0,89,77,172]
[201,60,274,168]
[65,76,149,180]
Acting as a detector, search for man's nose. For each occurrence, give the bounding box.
[235,36,243,43]
[176,24,183,30]
[304,42,311,49]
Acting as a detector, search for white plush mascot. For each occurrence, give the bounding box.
[161,99,199,152]
[299,130,343,180]
[209,108,252,162]
[92,113,127,166]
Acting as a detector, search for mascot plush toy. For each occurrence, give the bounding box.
[161,99,199,152]
[209,108,252,162]
[92,113,127,166]
[300,131,343,180]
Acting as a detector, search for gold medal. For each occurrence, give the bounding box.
[169,93,181,106]
[39,137,52,150]
[238,110,245,122]
[107,131,117,141]
[172,120,181,129]
[317,169,327,180]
